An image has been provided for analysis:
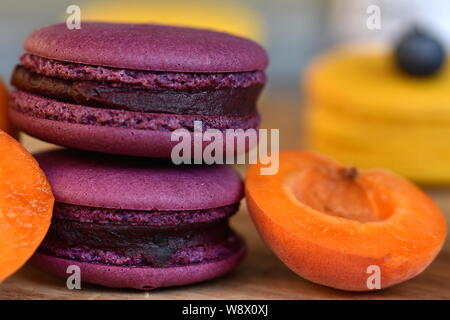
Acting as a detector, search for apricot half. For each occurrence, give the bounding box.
[0,130,54,282]
[246,151,447,291]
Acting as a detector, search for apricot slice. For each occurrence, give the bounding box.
[246,151,447,291]
[0,130,54,282]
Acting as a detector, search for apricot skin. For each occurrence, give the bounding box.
[0,130,54,282]
[245,151,447,291]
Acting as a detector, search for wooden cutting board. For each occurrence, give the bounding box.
[1,92,449,299]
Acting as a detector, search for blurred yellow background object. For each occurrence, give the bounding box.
[305,48,450,184]
[81,0,265,43]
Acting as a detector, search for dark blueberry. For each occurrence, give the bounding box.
[394,27,446,77]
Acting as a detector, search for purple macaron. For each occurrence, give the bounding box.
[31,149,246,290]
[9,22,268,158]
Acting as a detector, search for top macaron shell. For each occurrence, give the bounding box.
[35,150,243,211]
[24,22,268,73]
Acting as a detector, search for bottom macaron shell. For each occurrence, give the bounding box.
[10,109,258,159]
[31,243,246,290]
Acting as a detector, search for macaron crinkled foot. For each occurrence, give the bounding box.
[245,151,447,291]
[31,149,246,290]
[9,23,268,158]
[0,130,54,282]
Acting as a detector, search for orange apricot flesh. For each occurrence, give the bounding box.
[0,130,54,282]
[245,151,447,291]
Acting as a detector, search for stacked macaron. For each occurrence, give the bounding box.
[10,22,267,158]
[9,22,268,289]
[32,150,245,289]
